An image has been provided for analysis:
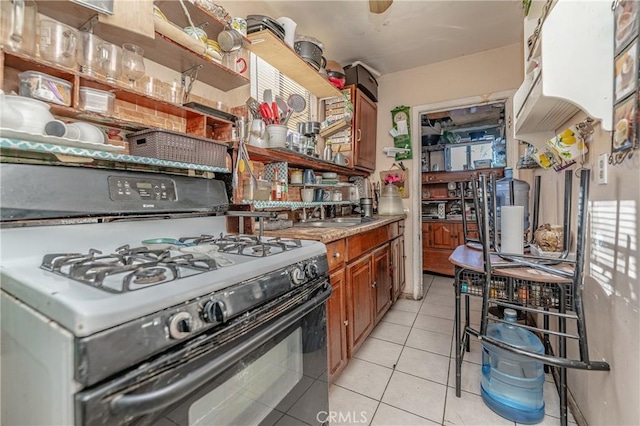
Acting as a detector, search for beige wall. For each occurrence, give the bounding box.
[521,111,640,425]
[375,42,524,298]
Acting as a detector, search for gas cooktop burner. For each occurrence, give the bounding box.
[133,267,167,284]
[39,235,304,293]
[178,234,303,257]
[41,245,217,293]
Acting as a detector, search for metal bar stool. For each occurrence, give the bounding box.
[473,170,610,426]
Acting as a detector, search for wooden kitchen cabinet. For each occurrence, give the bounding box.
[372,245,391,324]
[327,268,348,380]
[323,219,405,381]
[346,254,374,355]
[421,169,503,276]
[422,221,457,276]
[351,86,377,172]
[425,222,458,250]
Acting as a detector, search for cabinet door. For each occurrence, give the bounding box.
[353,89,377,172]
[327,268,347,381]
[346,255,374,355]
[372,245,391,324]
[426,222,457,249]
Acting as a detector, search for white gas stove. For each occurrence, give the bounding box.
[1,215,325,337]
[1,164,331,426]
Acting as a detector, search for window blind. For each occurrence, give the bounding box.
[250,54,315,132]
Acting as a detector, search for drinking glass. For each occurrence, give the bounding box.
[121,43,145,87]
[99,42,122,83]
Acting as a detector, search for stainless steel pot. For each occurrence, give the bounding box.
[294,40,322,70]
[297,121,320,136]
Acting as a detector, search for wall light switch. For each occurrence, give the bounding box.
[598,153,608,184]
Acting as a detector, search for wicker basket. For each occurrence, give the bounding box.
[127,129,227,168]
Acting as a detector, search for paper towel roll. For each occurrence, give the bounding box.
[501,205,524,254]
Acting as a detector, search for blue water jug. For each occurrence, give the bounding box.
[481,309,545,424]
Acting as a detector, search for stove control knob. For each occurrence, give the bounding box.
[291,266,306,285]
[201,300,225,325]
[305,262,318,279]
[168,312,193,339]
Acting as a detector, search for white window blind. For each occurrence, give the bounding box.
[250,54,315,132]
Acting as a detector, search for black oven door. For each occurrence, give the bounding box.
[76,282,331,426]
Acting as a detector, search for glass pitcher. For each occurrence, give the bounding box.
[1,0,38,56]
[39,18,77,68]
[78,30,105,76]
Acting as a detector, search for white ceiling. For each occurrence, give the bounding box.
[220,0,524,75]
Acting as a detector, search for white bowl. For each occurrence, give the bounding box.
[322,172,337,179]
[70,122,107,144]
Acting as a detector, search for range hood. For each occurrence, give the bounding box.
[513,0,613,149]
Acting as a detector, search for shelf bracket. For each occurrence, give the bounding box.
[78,14,99,33]
[181,65,203,103]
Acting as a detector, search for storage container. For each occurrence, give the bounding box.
[243,178,270,201]
[18,71,72,106]
[79,87,115,115]
[127,129,227,168]
[481,309,545,424]
[378,184,404,215]
[496,168,530,230]
[344,64,378,102]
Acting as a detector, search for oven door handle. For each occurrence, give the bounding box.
[109,286,332,417]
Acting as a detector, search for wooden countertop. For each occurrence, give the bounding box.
[260,215,406,243]
[449,245,574,284]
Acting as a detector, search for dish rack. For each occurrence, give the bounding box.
[127,129,227,168]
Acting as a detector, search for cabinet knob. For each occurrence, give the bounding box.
[344,320,348,327]
[333,252,341,258]
[371,281,377,288]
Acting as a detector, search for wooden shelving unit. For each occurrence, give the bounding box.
[35,1,249,91]
[243,144,366,177]
[154,0,250,45]
[246,30,342,99]
[2,51,235,133]
[319,118,350,138]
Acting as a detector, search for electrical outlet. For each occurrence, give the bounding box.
[598,153,608,184]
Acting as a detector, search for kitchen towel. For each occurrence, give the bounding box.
[501,205,524,255]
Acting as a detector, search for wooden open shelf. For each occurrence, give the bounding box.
[243,144,366,177]
[145,32,248,91]
[3,51,235,132]
[154,0,250,45]
[247,30,342,99]
[319,118,351,138]
[34,1,249,91]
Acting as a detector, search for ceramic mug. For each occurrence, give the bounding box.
[230,17,247,36]
[313,188,324,202]
[302,169,315,185]
[334,152,349,166]
[301,188,314,202]
[248,119,266,147]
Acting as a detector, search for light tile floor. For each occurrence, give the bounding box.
[329,274,577,426]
